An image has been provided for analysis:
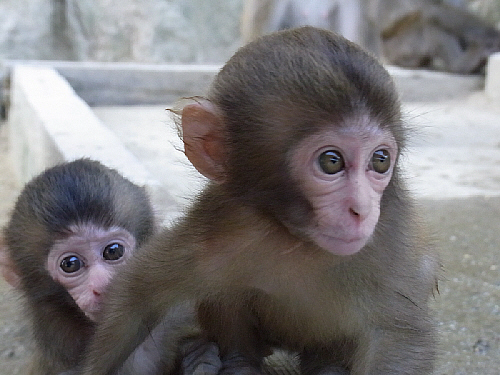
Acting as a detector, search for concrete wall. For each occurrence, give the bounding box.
[8,65,154,186]
[5,63,227,219]
[2,60,220,106]
[0,0,244,64]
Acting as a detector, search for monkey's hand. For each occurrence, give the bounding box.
[262,350,301,375]
[218,352,264,375]
[181,338,222,375]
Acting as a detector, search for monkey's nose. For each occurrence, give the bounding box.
[350,208,360,217]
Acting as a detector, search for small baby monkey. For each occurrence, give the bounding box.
[1,159,220,374]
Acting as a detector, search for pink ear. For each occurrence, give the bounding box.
[0,240,21,288]
[181,102,226,182]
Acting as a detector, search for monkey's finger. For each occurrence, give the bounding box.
[262,350,300,375]
[181,339,222,375]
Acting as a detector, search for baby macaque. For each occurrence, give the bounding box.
[1,159,220,374]
[83,27,439,375]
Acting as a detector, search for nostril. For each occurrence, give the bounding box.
[93,290,101,297]
[350,208,360,217]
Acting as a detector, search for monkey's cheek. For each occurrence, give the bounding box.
[313,233,368,256]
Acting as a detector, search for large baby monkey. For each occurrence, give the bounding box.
[1,159,220,374]
[83,27,439,374]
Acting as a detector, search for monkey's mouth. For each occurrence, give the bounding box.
[314,231,367,256]
[333,236,363,244]
[314,226,365,244]
[324,234,365,245]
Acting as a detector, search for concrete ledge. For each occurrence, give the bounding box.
[387,65,484,102]
[485,52,500,100]
[1,61,485,113]
[2,60,220,107]
[61,63,220,106]
[8,65,158,188]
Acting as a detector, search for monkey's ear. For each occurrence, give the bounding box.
[181,102,226,182]
[0,239,21,288]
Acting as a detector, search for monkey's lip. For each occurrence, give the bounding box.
[317,232,364,244]
[328,236,364,244]
[314,232,367,256]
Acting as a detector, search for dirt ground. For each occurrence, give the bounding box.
[0,116,499,374]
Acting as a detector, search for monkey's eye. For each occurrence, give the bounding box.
[103,243,125,261]
[371,149,391,174]
[60,256,82,273]
[318,150,345,174]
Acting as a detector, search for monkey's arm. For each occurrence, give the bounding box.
[118,301,217,375]
[180,338,222,375]
[352,323,436,374]
[61,312,222,375]
[350,277,437,375]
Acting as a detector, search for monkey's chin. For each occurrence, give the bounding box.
[83,310,99,322]
[80,303,101,322]
[314,233,367,256]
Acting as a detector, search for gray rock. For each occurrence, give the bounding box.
[0,0,243,64]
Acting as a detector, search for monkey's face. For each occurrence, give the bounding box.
[291,118,398,256]
[46,224,136,321]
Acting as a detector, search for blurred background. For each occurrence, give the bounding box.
[1,0,500,74]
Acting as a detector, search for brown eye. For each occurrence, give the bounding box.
[372,149,391,174]
[60,256,82,273]
[318,150,345,175]
[103,243,125,261]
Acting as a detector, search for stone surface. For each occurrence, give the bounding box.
[0,0,498,67]
[0,0,243,64]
